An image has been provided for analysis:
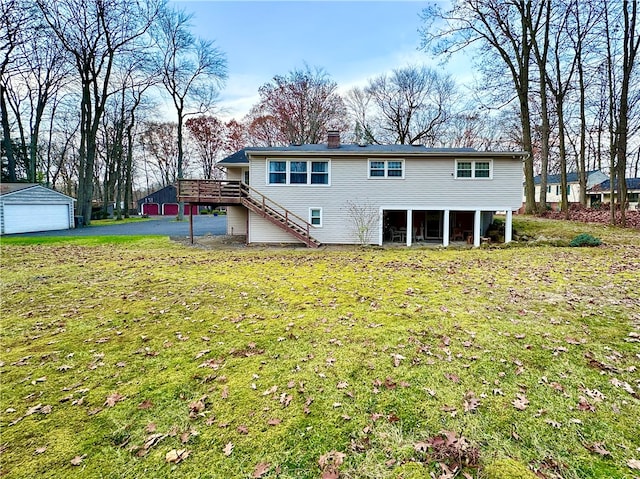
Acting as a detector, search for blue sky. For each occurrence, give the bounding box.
[171,1,468,120]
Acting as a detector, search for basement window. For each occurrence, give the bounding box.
[309,208,322,227]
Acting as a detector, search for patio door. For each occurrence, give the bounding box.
[426,211,442,239]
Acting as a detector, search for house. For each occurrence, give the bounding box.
[529,170,608,209]
[178,131,527,247]
[137,184,198,216]
[588,178,640,210]
[0,183,75,234]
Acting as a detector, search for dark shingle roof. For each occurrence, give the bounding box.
[589,178,640,192]
[218,145,524,165]
[533,171,603,185]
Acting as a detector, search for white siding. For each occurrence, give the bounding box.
[226,206,247,235]
[1,186,75,234]
[248,156,522,244]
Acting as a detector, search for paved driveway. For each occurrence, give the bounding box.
[5,215,227,237]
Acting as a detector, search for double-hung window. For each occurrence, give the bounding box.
[309,208,322,227]
[455,160,493,179]
[368,159,404,178]
[269,161,286,184]
[267,160,330,185]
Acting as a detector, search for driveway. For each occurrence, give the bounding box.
[5,215,227,237]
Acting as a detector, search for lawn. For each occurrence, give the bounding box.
[1,217,639,479]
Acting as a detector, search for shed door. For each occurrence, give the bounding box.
[4,203,70,234]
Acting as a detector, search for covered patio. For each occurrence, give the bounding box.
[381,208,513,247]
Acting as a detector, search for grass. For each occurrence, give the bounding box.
[89,217,150,227]
[1,217,639,479]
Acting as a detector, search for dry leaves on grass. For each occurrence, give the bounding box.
[165,449,190,464]
[104,392,126,407]
[318,450,346,479]
[252,462,270,478]
[512,393,530,410]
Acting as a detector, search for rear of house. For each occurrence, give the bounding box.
[196,133,526,247]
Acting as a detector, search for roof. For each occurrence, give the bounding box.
[533,171,605,185]
[0,183,75,201]
[589,178,640,192]
[218,145,526,165]
[0,183,40,195]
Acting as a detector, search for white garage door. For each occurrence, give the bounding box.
[4,204,70,234]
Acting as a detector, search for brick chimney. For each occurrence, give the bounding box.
[327,130,340,149]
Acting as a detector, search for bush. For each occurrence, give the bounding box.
[569,233,602,247]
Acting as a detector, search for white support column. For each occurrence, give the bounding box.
[443,210,450,247]
[505,209,513,243]
[474,210,481,247]
[406,209,412,246]
[378,209,384,246]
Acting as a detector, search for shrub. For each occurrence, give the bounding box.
[569,233,602,247]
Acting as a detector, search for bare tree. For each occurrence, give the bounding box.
[255,65,348,145]
[421,0,545,214]
[361,65,457,145]
[152,6,227,219]
[36,0,161,224]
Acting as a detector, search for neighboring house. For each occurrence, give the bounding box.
[0,183,75,234]
[528,170,608,209]
[588,178,640,210]
[137,184,198,216]
[178,131,526,247]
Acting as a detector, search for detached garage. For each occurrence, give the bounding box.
[0,184,75,235]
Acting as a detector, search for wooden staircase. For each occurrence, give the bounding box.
[177,179,321,248]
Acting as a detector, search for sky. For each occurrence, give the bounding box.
[170,0,470,121]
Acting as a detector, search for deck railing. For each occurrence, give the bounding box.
[177,179,242,202]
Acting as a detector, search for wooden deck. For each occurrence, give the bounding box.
[177,179,321,248]
[177,179,243,205]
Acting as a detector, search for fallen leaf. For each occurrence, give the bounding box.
[444,373,460,383]
[138,399,153,410]
[585,442,611,456]
[628,459,640,469]
[34,446,47,455]
[223,442,234,456]
[70,454,86,466]
[512,393,529,410]
[267,418,281,426]
[104,392,126,408]
[262,385,277,396]
[252,462,270,478]
[165,449,190,463]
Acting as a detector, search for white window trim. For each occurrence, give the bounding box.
[368,159,405,179]
[266,159,331,186]
[454,159,493,179]
[309,207,322,227]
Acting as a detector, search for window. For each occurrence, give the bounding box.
[309,208,322,227]
[475,161,490,178]
[547,185,551,194]
[456,162,472,178]
[311,162,329,184]
[267,160,329,185]
[368,159,404,178]
[269,161,286,184]
[555,185,560,195]
[455,160,492,179]
[290,161,307,184]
